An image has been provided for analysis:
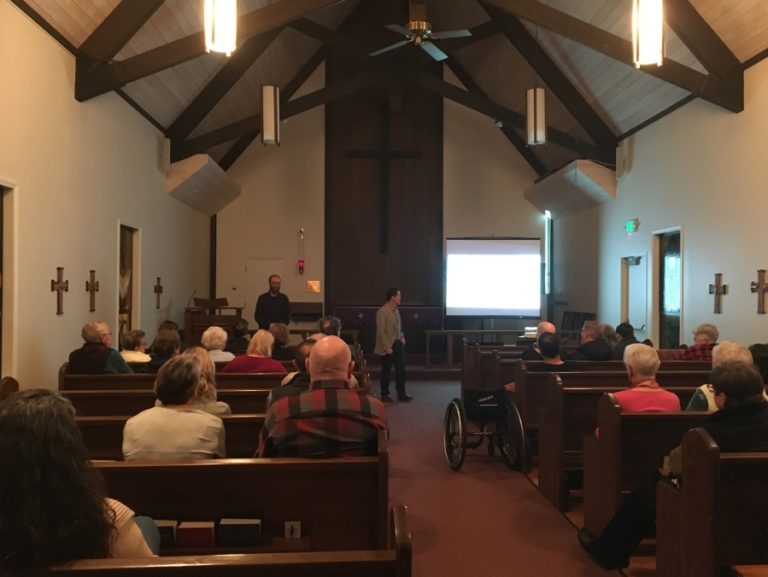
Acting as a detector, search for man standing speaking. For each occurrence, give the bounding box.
[255,274,290,330]
[375,287,412,403]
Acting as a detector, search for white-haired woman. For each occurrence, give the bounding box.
[201,325,234,363]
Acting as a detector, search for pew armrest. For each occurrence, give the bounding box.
[391,505,412,577]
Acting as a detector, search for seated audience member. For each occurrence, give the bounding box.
[319,315,342,337]
[181,347,232,416]
[141,329,181,374]
[749,343,768,383]
[0,390,154,570]
[567,320,613,361]
[200,325,234,363]
[269,322,293,361]
[526,332,577,372]
[259,336,387,457]
[686,341,756,411]
[268,338,316,407]
[522,321,557,361]
[123,355,225,460]
[221,329,286,373]
[613,322,639,360]
[69,321,133,374]
[602,324,619,349]
[578,361,768,570]
[225,318,250,355]
[615,344,680,412]
[120,329,151,364]
[679,322,719,360]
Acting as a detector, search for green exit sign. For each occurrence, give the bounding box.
[626,218,639,234]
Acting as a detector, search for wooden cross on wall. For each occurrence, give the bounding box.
[50,266,68,315]
[154,277,163,310]
[751,270,768,314]
[345,105,423,254]
[708,273,728,314]
[85,270,99,312]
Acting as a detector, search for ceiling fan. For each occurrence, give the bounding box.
[369,2,471,62]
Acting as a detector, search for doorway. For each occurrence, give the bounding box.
[620,254,648,341]
[656,230,682,348]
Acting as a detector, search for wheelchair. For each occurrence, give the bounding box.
[443,387,529,472]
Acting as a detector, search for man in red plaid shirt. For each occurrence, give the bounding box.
[258,336,388,457]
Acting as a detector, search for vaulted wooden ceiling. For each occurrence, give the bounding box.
[13,0,768,177]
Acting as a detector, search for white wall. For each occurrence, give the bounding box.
[0,2,209,388]
[587,57,768,346]
[220,64,326,322]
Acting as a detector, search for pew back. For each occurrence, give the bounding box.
[656,428,768,577]
[77,414,264,459]
[30,506,410,577]
[64,389,270,416]
[94,430,389,551]
[582,394,709,533]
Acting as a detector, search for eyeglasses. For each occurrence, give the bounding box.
[706,384,723,395]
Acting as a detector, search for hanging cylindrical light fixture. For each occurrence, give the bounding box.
[262,85,280,145]
[632,0,664,67]
[204,0,237,57]
[526,87,546,146]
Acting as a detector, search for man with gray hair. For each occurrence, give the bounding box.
[685,340,759,411]
[69,321,132,374]
[259,336,387,457]
[568,320,613,361]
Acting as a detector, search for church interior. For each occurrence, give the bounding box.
[3,0,768,575]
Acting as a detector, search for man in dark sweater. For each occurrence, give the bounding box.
[612,322,639,360]
[68,321,132,374]
[254,274,290,330]
[568,320,613,361]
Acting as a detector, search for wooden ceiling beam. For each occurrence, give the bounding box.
[79,0,165,62]
[288,18,370,57]
[437,20,499,51]
[409,71,612,164]
[481,0,742,112]
[665,0,742,80]
[167,28,283,141]
[75,0,346,101]
[481,2,616,149]
[444,59,547,176]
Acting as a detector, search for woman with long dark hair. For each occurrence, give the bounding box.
[0,389,153,570]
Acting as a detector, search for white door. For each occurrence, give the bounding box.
[621,254,648,340]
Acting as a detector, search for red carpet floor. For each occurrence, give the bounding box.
[383,380,619,577]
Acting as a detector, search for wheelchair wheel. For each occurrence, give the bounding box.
[500,400,529,471]
[443,398,467,471]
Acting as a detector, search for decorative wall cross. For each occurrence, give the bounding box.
[50,266,69,315]
[708,273,728,314]
[751,269,768,314]
[154,277,163,309]
[345,105,423,254]
[85,270,99,312]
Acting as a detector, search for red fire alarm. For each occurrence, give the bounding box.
[298,260,305,274]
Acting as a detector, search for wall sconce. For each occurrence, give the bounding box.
[204,0,237,57]
[297,227,305,274]
[632,0,664,67]
[262,85,280,145]
[526,87,546,146]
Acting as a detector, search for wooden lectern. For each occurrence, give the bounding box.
[184,298,243,347]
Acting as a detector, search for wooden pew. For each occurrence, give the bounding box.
[63,389,271,416]
[537,374,700,511]
[582,394,709,534]
[461,343,525,391]
[59,364,288,391]
[76,414,265,459]
[517,369,708,439]
[93,429,390,552]
[0,375,19,399]
[32,505,411,577]
[656,428,768,577]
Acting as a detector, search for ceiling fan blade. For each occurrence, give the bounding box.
[370,39,412,57]
[384,24,412,37]
[420,41,448,62]
[431,29,472,40]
